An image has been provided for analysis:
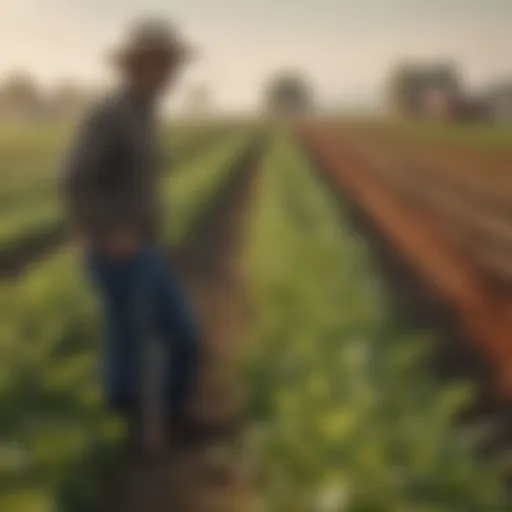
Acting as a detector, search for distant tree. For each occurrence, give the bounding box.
[0,71,42,117]
[387,62,423,117]
[426,62,461,95]
[265,71,314,116]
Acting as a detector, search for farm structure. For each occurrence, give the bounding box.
[386,61,512,122]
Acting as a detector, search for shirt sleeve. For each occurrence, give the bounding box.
[61,102,122,240]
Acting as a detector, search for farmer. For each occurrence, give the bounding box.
[61,18,203,454]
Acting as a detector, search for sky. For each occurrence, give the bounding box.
[0,0,510,112]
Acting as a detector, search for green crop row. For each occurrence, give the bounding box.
[163,130,255,244]
[0,121,232,207]
[0,124,247,268]
[243,133,508,511]
[0,131,256,512]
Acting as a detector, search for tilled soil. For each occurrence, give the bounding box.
[299,127,512,451]
[321,127,512,284]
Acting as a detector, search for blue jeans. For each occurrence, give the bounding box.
[86,246,199,419]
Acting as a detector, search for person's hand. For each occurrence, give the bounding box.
[104,229,139,260]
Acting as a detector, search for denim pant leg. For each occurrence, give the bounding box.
[145,249,200,415]
[87,251,149,416]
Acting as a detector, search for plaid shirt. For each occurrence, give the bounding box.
[61,88,161,244]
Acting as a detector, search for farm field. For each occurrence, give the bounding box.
[0,123,263,511]
[332,119,512,152]
[1,120,512,511]
[246,132,509,511]
[303,123,512,282]
[300,120,512,396]
[0,121,250,277]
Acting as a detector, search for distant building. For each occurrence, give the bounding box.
[385,61,512,123]
[421,87,459,119]
[383,61,499,122]
[387,61,463,119]
[422,89,489,122]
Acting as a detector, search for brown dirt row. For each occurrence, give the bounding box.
[316,126,512,285]
[342,127,512,211]
[102,136,266,512]
[299,127,512,406]
[316,120,512,167]
[308,122,512,210]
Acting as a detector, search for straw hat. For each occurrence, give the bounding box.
[109,17,195,67]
